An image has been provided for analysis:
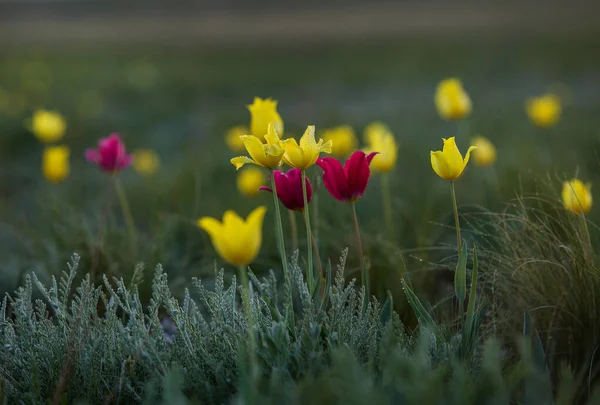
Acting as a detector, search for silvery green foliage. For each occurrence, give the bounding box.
[0,250,407,404]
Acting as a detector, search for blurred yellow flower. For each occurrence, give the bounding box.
[133,149,160,176]
[225,125,249,152]
[562,179,592,215]
[30,110,66,143]
[198,206,267,266]
[282,125,332,169]
[526,93,561,128]
[430,137,476,181]
[237,167,267,197]
[231,123,285,170]
[471,136,496,168]
[322,125,357,157]
[363,123,397,172]
[435,78,472,120]
[42,145,70,183]
[248,97,284,141]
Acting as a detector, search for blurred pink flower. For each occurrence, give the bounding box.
[85,133,133,173]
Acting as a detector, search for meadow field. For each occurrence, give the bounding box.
[1,34,600,403]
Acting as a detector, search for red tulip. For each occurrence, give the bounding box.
[259,168,312,212]
[316,151,378,202]
[85,133,133,173]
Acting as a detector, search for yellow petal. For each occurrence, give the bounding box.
[241,135,268,165]
[441,137,464,178]
[460,145,477,176]
[299,125,316,150]
[319,139,333,154]
[282,138,306,168]
[431,151,453,180]
[197,217,223,237]
[231,156,257,170]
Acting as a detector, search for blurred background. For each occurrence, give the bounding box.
[1,0,600,305]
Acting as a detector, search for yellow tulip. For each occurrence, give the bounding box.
[322,125,357,157]
[225,125,249,152]
[282,125,332,169]
[30,109,66,143]
[198,206,267,267]
[132,149,160,176]
[236,167,267,197]
[435,78,472,120]
[562,179,592,215]
[430,137,476,181]
[526,93,561,128]
[363,124,397,172]
[248,97,284,141]
[42,145,70,183]
[231,123,285,170]
[471,136,496,168]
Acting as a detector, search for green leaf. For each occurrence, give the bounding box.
[380,290,393,325]
[464,245,479,340]
[522,309,553,405]
[454,243,468,305]
[401,278,438,333]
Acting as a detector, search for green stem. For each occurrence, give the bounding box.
[313,174,321,244]
[288,210,298,253]
[238,265,258,381]
[270,172,292,321]
[114,177,137,254]
[381,172,394,240]
[305,212,324,286]
[351,202,366,284]
[301,170,314,294]
[450,181,462,253]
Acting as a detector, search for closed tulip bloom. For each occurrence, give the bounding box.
[30,109,67,143]
[363,124,397,172]
[248,97,284,141]
[85,133,133,173]
[435,78,472,120]
[198,206,267,267]
[231,123,285,170]
[322,125,357,157]
[259,168,312,211]
[526,94,561,128]
[42,145,70,183]
[316,151,377,202]
[431,137,476,181]
[562,179,592,215]
[282,125,332,169]
[132,149,160,175]
[471,136,496,168]
[237,167,267,197]
[225,125,249,152]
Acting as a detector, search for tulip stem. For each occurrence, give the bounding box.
[114,177,138,255]
[305,212,324,286]
[351,202,366,285]
[381,172,394,241]
[301,170,314,294]
[450,181,462,253]
[288,210,298,253]
[270,173,292,322]
[238,265,258,382]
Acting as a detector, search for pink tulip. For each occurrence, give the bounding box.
[316,151,378,202]
[85,133,133,173]
[259,168,312,212]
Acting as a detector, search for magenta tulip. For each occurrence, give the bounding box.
[85,133,133,173]
[316,151,378,202]
[259,168,312,212]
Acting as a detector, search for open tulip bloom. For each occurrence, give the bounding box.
[85,133,133,173]
[317,151,378,284]
[231,123,285,170]
[282,125,332,170]
[259,168,312,212]
[317,151,378,203]
[248,97,284,141]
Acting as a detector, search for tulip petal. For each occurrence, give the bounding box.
[460,145,477,175]
[430,151,453,180]
[442,137,464,178]
[258,186,273,193]
[299,125,316,150]
[231,156,257,170]
[197,217,222,237]
[317,157,350,201]
[344,151,372,200]
[241,135,268,165]
[244,206,267,264]
[282,138,306,168]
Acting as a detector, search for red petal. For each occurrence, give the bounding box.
[317,157,350,201]
[344,151,371,200]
